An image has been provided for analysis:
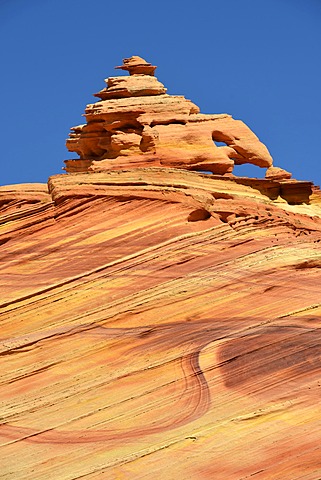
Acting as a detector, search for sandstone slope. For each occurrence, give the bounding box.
[1,57,321,480]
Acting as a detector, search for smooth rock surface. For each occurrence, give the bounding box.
[1,168,321,479]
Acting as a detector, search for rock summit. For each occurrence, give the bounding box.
[65,56,275,176]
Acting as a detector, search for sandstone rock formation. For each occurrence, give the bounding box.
[266,165,292,180]
[1,168,321,479]
[1,57,321,480]
[65,57,274,175]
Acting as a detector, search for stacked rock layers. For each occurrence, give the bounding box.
[65,56,275,175]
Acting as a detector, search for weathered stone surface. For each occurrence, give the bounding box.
[115,55,157,76]
[266,165,292,180]
[65,57,273,175]
[0,183,54,244]
[94,74,167,100]
[1,168,321,479]
[1,55,321,479]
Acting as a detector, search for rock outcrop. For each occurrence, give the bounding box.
[1,57,321,480]
[65,56,273,175]
[266,165,292,181]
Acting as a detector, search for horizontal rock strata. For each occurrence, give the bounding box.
[65,57,273,175]
[1,168,321,479]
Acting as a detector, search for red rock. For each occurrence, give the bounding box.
[266,165,292,180]
[115,55,157,76]
[65,57,273,175]
[2,59,321,480]
[94,73,167,100]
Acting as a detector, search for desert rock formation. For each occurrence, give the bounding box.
[1,58,321,479]
[65,56,273,175]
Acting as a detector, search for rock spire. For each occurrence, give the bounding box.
[65,56,275,175]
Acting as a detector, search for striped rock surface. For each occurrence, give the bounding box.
[1,168,321,479]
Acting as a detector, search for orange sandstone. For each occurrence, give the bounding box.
[65,56,273,175]
[1,58,321,480]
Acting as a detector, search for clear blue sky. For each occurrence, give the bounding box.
[1,0,320,186]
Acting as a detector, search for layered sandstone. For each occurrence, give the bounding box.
[1,168,321,479]
[1,57,321,480]
[65,56,274,175]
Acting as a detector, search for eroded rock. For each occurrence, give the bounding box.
[65,56,274,175]
[266,165,292,180]
[2,56,321,480]
[1,168,321,480]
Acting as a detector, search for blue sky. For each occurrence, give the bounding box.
[1,0,320,186]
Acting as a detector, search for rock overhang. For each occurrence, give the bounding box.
[65,56,277,176]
